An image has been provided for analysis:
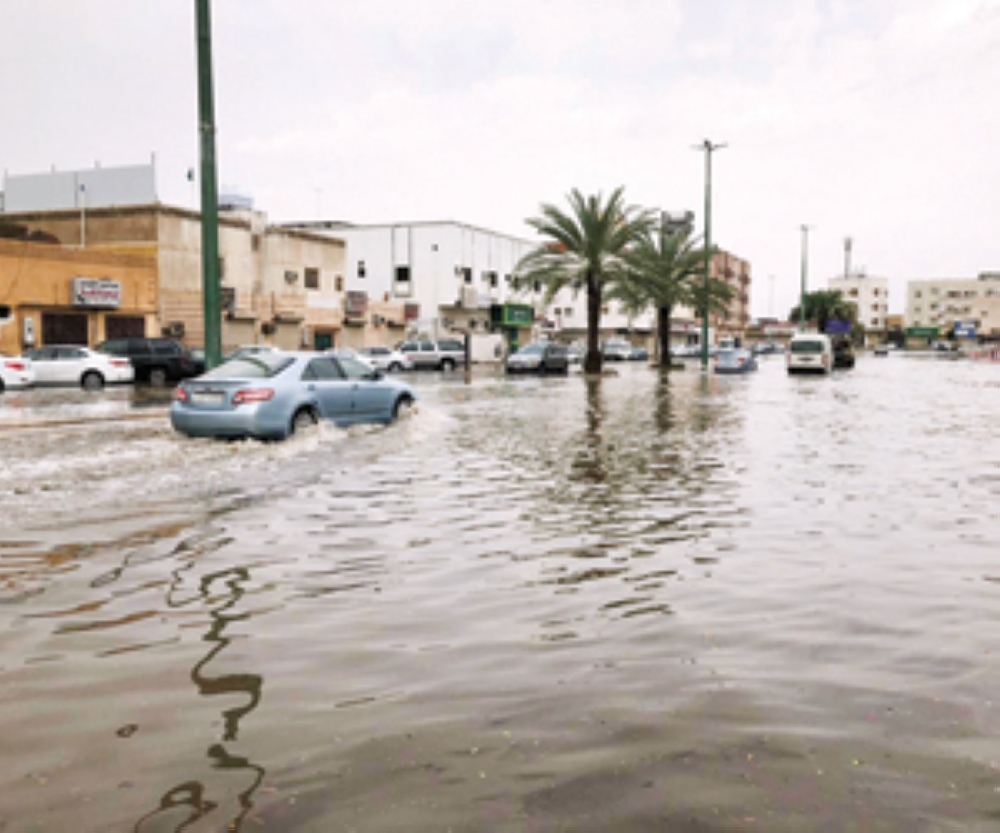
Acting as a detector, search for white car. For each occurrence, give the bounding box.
[358,346,414,372]
[325,348,375,370]
[22,345,135,390]
[1,353,36,392]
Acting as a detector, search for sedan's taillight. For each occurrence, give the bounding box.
[4,360,27,371]
[173,387,189,403]
[232,389,274,406]
[109,358,131,367]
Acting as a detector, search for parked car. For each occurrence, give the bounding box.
[95,337,201,386]
[225,344,280,362]
[786,333,833,375]
[602,339,633,361]
[170,351,416,441]
[398,339,467,371]
[358,346,413,372]
[1,353,36,392]
[22,345,134,390]
[506,343,570,374]
[629,346,649,361]
[832,337,856,369]
[566,346,583,364]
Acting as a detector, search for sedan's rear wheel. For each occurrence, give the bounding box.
[81,371,105,391]
[290,407,318,435]
[149,367,168,387]
[388,362,401,372]
[440,358,455,372]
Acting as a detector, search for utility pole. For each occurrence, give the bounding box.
[800,224,812,330]
[196,0,222,369]
[695,139,726,369]
[844,236,852,279]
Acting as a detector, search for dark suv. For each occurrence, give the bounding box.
[95,337,202,386]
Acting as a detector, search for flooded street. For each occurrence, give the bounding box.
[2,356,999,831]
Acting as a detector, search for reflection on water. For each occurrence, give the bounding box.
[2,359,1000,830]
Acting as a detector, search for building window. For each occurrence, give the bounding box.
[335,275,343,292]
[564,307,573,318]
[251,234,261,252]
[463,267,473,284]
[304,267,320,290]
[396,266,411,283]
[504,273,511,284]
[849,288,859,297]
[218,256,226,279]
[533,281,541,293]
[358,260,366,278]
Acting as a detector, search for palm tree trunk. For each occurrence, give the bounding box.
[657,305,672,367]
[584,276,603,374]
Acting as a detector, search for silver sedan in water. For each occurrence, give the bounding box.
[170,351,417,440]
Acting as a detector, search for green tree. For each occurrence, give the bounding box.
[611,224,733,366]
[789,289,856,334]
[514,188,655,374]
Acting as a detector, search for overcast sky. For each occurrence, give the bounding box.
[3,0,998,316]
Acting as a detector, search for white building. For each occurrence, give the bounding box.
[906,273,1000,339]
[286,219,658,351]
[828,273,889,341]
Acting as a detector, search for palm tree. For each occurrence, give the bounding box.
[789,289,856,334]
[514,188,655,374]
[610,223,710,367]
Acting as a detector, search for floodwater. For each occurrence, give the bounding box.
[1,355,999,832]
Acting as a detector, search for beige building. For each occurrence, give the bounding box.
[708,250,752,340]
[906,273,1000,339]
[0,204,355,352]
[0,236,157,355]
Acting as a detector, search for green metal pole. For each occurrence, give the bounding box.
[701,143,711,370]
[196,0,222,369]
[698,140,725,369]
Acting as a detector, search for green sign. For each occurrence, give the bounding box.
[905,326,939,338]
[491,304,533,327]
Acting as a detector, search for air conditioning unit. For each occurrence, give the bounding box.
[162,321,185,338]
[372,315,386,326]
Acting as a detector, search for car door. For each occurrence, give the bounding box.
[301,356,352,423]
[54,347,89,384]
[24,347,58,384]
[334,355,389,422]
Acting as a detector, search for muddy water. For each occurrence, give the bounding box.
[1,357,999,831]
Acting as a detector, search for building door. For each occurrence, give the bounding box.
[106,316,146,339]
[42,313,88,346]
[314,331,333,351]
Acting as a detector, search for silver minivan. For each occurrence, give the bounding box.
[786,333,833,374]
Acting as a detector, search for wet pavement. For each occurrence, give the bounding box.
[1,356,999,831]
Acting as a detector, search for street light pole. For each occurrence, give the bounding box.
[799,224,812,330]
[195,0,223,370]
[696,139,726,369]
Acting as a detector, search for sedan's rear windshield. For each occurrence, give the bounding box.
[790,340,825,354]
[201,354,294,379]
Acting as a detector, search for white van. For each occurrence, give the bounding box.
[787,333,833,374]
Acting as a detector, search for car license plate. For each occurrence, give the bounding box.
[190,391,225,406]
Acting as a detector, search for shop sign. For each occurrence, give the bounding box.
[492,303,533,327]
[72,278,122,308]
[905,326,940,338]
[345,291,368,317]
[954,321,978,338]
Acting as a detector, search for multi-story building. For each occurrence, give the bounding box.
[828,273,889,343]
[906,273,1000,340]
[1,164,354,352]
[707,249,751,340]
